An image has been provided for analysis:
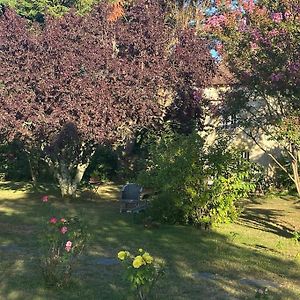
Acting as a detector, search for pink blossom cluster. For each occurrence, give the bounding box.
[60,226,68,234]
[267,29,280,38]
[284,11,292,20]
[206,14,228,29]
[270,73,284,82]
[250,42,259,51]
[48,217,68,234]
[243,0,255,13]
[42,195,49,202]
[50,217,57,224]
[271,12,283,23]
[251,29,262,42]
[238,18,248,32]
[65,241,72,252]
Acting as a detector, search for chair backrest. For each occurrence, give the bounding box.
[121,183,142,201]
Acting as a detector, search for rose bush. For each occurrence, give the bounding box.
[40,214,89,287]
[117,248,164,300]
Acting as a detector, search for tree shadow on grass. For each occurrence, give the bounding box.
[0,187,300,299]
[238,207,294,238]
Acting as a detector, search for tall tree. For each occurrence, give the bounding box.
[0,0,215,196]
[202,0,300,195]
[0,0,100,20]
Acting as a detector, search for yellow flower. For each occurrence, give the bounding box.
[117,250,128,261]
[142,252,153,264]
[132,255,145,268]
[138,248,143,253]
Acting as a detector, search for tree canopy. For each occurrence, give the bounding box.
[0,0,215,195]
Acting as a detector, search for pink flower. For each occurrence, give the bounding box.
[268,29,279,38]
[60,226,68,234]
[206,14,228,29]
[272,12,283,23]
[42,195,49,202]
[270,73,284,82]
[66,241,72,247]
[250,42,259,51]
[49,217,57,224]
[60,218,67,223]
[244,0,255,13]
[251,29,262,42]
[284,11,292,20]
[65,241,72,252]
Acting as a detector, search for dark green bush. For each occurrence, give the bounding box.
[0,142,32,181]
[0,141,54,182]
[84,145,118,183]
[138,132,258,227]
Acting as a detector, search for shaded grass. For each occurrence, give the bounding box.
[0,182,299,300]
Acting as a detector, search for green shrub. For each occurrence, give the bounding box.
[0,142,32,181]
[84,145,118,183]
[138,132,258,227]
[117,248,164,300]
[40,214,89,287]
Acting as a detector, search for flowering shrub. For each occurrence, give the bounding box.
[201,0,300,196]
[117,249,164,300]
[40,215,88,287]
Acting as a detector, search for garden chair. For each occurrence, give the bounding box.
[120,183,146,213]
[88,176,102,195]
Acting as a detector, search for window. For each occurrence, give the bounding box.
[241,151,250,161]
[221,115,237,129]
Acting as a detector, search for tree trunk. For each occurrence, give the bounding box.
[25,150,37,185]
[291,146,300,197]
[56,161,89,198]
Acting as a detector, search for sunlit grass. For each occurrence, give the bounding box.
[0,182,299,300]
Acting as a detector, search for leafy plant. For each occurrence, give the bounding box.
[138,131,258,227]
[291,230,300,244]
[40,215,89,287]
[117,248,164,300]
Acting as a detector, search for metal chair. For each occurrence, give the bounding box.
[120,183,146,213]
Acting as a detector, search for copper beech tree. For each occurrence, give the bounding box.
[0,0,215,197]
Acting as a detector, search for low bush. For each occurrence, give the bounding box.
[40,214,89,287]
[117,248,164,300]
[138,132,259,227]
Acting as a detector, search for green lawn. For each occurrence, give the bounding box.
[0,182,299,300]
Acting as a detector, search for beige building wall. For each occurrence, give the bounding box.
[203,87,281,175]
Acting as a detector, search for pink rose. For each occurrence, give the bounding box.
[66,241,72,247]
[60,226,68,234]
[42,195,49,202]
[65,241,72,252]
[49,217,57,224]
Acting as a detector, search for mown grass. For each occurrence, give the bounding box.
[0,182,299,300]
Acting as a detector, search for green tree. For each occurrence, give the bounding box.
[0,0,100,20]
[138,131,256,226]
[202,0,300,196]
